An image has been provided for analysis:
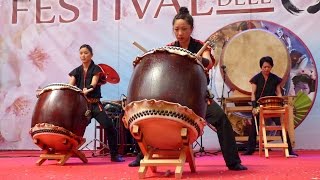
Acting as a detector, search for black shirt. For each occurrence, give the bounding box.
[250,72,282,100]
[167,37,205,54]
[69,61,102,98]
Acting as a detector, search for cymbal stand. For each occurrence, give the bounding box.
[194,135,217,157]
[81,120,110,157]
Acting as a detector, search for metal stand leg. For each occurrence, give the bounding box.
[193,135,218,157]
[81,120,110,157]
[193,124,221,156]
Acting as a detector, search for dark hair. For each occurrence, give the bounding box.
[172,7,194,29]
[292,74,315,92]
[259,56,274,68]
[79,44,93,54]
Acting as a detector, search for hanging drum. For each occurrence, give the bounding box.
[30,83,90,151]
[122,46,207,150]
[220,29,291,95]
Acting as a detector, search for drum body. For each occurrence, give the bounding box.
[30,83,89,151]
[258,96,284,109]
[123,47,207,149]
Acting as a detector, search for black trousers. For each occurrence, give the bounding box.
[90,103,118,156]
[205,101,241,167]
[246,116,294,152]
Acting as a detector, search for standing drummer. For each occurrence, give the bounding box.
[69,44,124,162]
[242,56,298,157]
[129,7,247,171]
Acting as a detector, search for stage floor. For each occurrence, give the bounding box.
[0,150,319,179]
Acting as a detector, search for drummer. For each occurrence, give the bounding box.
[129,7,247,171]
[242,56,298,157]
[69,44,125,162]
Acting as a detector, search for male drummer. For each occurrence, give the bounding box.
[242,56,298,157]
[69,44,124,162]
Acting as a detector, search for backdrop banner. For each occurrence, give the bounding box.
[0,0,319,150]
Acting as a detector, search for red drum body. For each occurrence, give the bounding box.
[30,83,89,151]
[127,47,208,118]
[123,47,207,149]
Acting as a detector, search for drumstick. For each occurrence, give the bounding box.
[254,115,259,134]
[196,41,210,57]
[132,41,148,53]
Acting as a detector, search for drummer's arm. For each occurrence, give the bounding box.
[276,84,282,97]
[202,50,214,70]
[83,74,99,95]
[251,83,258,115]
[251,83,257,102]
[69,76,76,86]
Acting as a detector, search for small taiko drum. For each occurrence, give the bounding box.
[30,83,90,151]
[123,46,207,149]
[258,96,284,109]
[220,29,291,95]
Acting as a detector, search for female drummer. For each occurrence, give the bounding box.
[69,44,124,162]
[243,56,298,157]
[129,7,247,171]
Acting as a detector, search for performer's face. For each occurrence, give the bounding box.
[173,19,192,45]
[261,62,272,76]
[276,28,284,37]
[294,82,310,94]
[79,47,93,64]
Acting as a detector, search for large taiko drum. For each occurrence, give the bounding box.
[122,46,207,149]
[30,83,90,151]
[220,29,291,95]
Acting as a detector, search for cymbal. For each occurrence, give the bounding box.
[98,64,120,84]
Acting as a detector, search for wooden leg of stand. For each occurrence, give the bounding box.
[35,138,88,166]
[36,158,47,166]
[181,128,195,173]
[139,150,152,179]
[135,127,193,179]
[57,153,72,165]
[186,144,196,173]
[281,113,290,158]
[175,147,186,179]
[72,139,88,163]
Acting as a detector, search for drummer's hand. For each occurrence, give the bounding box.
[196,55,202,61]
[82,88,89,95]
[252,107,260,115]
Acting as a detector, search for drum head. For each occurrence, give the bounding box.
[221,29,290,94]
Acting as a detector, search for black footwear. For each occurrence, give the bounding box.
[242,149,255,155]
[128,158,140,167]
[289,151,299,158]
[228,163,248,171]
[111,155,125,162]
[128,153,143,167]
